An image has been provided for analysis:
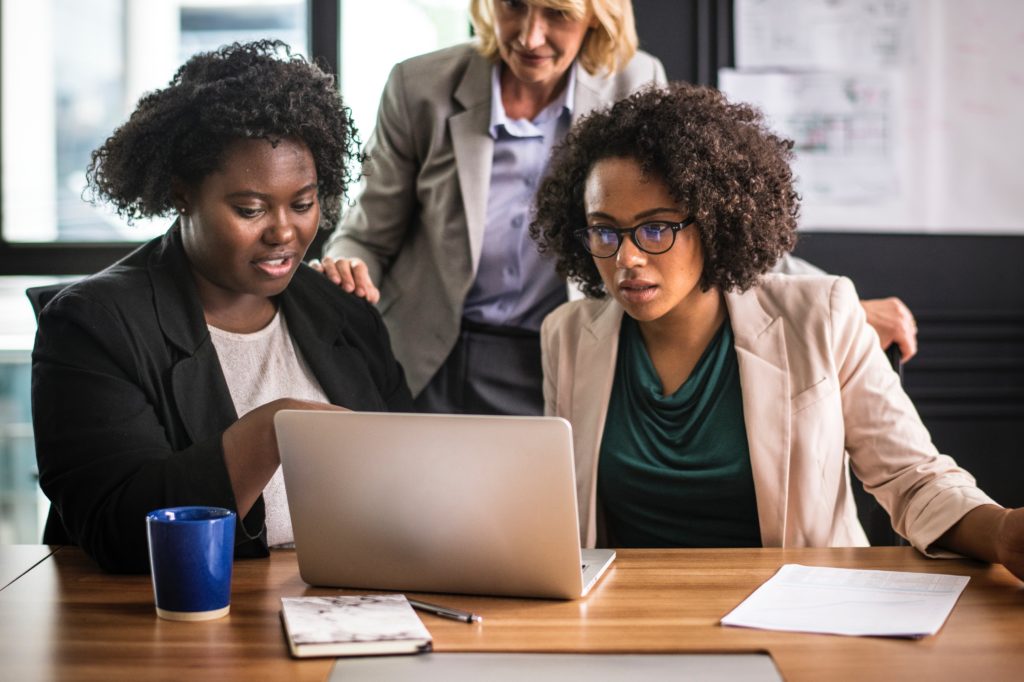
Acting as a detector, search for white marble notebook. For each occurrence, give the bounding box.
[280,594,432,658]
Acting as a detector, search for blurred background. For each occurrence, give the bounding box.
[1,0,1022,544]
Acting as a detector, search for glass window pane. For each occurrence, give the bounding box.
[339,0,470,153]
[1,0,309,244]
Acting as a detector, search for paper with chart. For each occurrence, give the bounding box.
[721,564,968,637]
[726,0,1024,234]
[718,69,902,207]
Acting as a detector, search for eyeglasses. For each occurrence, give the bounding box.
[573,217,696,258]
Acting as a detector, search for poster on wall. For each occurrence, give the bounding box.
[723,0,1024,234]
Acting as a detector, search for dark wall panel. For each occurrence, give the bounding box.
[635,0,699,82]
[634,0,733,85]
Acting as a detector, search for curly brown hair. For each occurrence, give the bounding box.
[530,82,799,298]
[86,40,359,228]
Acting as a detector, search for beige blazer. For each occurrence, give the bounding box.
[323,42,667,395]
[541,274,995,552]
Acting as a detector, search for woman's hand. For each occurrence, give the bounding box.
[308,256,380,303]
[222,398,347,517]
[860,297,918,362]
[995,507,1024,582]
[937,504,1024,582]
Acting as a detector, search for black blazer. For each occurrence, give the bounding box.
[32,228,413,572]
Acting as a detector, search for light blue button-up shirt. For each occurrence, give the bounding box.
[461,64,574,331]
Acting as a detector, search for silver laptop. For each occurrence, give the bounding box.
[275,411,614,599]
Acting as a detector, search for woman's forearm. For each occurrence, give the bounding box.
[934,503,1009,563]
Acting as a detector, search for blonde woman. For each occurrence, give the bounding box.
[316,0,665,415]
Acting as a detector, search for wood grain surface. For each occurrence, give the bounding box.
[1,546,1021,681]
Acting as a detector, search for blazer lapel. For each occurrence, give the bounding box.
[279,283,385,411]
[170,346,238,443]
[572,299,623,547]
[149,228,238,443]
[726,288,791,547]
[450,56,494,275]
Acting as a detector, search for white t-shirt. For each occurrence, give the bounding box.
[208,310,328,547]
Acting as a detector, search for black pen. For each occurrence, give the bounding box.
[408,598,482,624]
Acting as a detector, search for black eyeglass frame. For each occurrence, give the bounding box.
[573,217,697,258]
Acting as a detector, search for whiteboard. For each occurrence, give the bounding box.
[722,0,1024,234]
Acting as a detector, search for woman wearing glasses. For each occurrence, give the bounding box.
[314,0,915,416]
[530,83,1024,578]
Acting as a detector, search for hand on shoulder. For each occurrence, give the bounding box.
[308,256,380,303]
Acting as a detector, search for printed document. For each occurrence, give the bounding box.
[721,564,968,637]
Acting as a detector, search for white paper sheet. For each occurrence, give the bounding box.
[721,564,969,637]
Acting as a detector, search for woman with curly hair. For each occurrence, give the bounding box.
[32,40,412,573]
[313,0,914,418]
[531,83,1024,579]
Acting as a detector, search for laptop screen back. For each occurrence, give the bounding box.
[275,411,588,599]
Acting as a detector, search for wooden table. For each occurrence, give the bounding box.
[0,544,57,592]
[1,546,1021,681]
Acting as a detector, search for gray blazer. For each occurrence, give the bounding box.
[323,42,667,395]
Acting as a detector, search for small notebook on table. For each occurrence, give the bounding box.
[280,594,433,658]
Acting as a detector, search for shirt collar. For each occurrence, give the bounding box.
[488,62,576,139]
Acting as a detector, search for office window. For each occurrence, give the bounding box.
[0,0,308,543]
[1,0,308,245]
[339,0,470,150]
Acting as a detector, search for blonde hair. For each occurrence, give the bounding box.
[469,0,638,75]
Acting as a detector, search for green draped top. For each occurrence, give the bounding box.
[597,316,761,548]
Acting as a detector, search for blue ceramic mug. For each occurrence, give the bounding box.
[146,506,236,621]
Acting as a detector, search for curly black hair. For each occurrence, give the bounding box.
[530,82,799,298]
[86,40,358,228]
